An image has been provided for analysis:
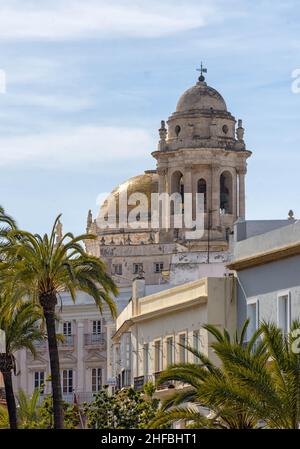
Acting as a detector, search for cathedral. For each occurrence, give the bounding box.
[85,68,251,289]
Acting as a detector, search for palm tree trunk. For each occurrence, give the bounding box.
[0,354,18,430]
[40,293,64,429]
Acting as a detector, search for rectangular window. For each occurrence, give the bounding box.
[62,369,73,394]
[113,264,122,275]
[166,337,174,367]
[247,300,259,340]
[154,340,161,372]
[92,368,102,392]
[63,321,72,336]
[34,371,45,393]
[193,330,200,364]
[277,293,291,335]
[143,343,149,377]
[92,320,101,335]
[179,334,187,363]
[133,263,143,275]
[154,262,164,273]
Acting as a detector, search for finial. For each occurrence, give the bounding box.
[288,209,295,220]
[87,209,93,228]
[236,119,245,142]
[158,120,167,151]
[196,62,207,82]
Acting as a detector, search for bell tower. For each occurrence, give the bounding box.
[152,67,251,251]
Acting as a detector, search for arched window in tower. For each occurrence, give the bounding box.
[220,171,232,214]
[170,171,184,215]
[175,125,181,137]
[197,178,207,212]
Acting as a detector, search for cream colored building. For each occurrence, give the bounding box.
[12,291,128,403]
[112,276,236,397]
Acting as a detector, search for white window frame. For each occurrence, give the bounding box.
[277,290,291,335]
[165,336,174,367]
[63,321,72,336]
[34,371,45,393]
[154,262,164,273]
[92,320,102,335]
[91,367,102,392]
[246,298,259,341]
[62,369,73,394]
[178,332,187,364]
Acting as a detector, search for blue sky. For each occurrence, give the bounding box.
[0,0,300,235]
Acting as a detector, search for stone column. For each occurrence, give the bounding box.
[76,321,85,394]
[157,168,167,194]
[211,164,220,228]
[232,170,237,219]
[238,169,246,219]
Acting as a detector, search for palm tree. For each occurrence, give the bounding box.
[151,320,300,429]
[206,320,300,428]
[0,299,45,429]
[0,205,16,251]
[150,320,262,429]
[0,215,118,429]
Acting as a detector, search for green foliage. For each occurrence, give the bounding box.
[37,395,80,429]
[150,320,300,429]
[83,386,160,429]
[0,390,81,429]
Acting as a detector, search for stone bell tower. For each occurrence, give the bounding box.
[152,65,251,251]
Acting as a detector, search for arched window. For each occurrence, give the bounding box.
[220,171,232,214]
[175,125,181,137]
[197,178,207,212]
[170,171,184,215]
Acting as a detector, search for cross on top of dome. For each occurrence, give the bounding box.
[196,62,207,82]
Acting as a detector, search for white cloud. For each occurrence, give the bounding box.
[0,0,217,41]
[0,125,154,168]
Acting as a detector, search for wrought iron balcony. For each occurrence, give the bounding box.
[84,333,106,348]
[59,335,74,347]
[133,375,145,391]
[153,371,175,390]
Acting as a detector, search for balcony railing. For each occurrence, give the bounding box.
[153,371,175,390]
[59,335,74,347]
[84,333,106,348]
[133,375,145,391]
[33,340,47,350]
[133,373,175,391]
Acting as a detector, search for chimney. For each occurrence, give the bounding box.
[132,277,146,316]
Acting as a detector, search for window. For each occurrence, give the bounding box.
[113,264,122,275]
[222,124,229,134]
[179,334,187,363]
[277,293,291,335]
[193,331,200,364]
[154,262,164,273]
[143,343,149,376]
[247,300,259,340]
[154,340,161,372]
[220,171,232,213]
[175,125,181,137]
[92,368,102,392]
[197,179,207,212]
[166,337,174,367]
[34,371,45,393]
[62,369,73,394]
[63,321,72,336]
[133,263,143,275]
[92,320,101,335]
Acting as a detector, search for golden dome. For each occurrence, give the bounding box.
[100,171,158,226]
